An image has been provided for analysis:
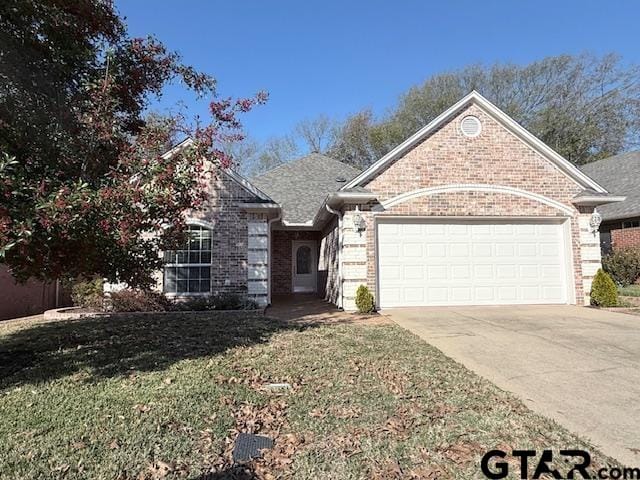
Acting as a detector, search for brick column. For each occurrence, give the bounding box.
[578,213,602,305]
[341,210,368,311]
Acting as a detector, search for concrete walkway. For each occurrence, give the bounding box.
[385,305,640,466]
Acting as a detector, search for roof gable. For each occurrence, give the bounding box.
[342,91,607,193]
[163,137,272,203]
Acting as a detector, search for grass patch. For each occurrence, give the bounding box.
[0,312,618,479]
[619,284,640,297]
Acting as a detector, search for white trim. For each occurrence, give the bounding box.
[342,91,608,193]
[563,217,577,305]
[224,169,273,202]
[282,220,314,227]
[380,184,575,216]
[291,240,318,293]
[184,217,216,229]
[571,195,625,206]
[161,138,194,159]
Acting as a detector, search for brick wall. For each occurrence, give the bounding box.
[341,103,596,307]
[611,226,640,250]
[271,230,320,295]
[182,171,265,296]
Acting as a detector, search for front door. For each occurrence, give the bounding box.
[292,240,317,293]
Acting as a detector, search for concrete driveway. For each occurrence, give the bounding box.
[385,305,640,466]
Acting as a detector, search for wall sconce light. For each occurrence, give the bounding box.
[589,210,602,233]
[352,207,367,233]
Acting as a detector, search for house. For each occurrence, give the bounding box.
[153,91,624,310]
[580,151,640,254]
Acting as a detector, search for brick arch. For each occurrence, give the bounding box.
[380,184,574,216]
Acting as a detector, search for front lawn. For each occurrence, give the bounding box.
[0,312,616,479]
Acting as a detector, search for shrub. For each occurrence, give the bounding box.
[70,278,104,310]
[108,289,172,312]
[602,247,640,287]
[355,285,375,314]
[590,269,618,307]
[174,293,259,311]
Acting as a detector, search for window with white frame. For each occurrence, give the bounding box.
[163,225,212,294]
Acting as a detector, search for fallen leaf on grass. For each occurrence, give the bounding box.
[133,404,151,414]
[370,458,403,479]
[439,440,484,465]
[308,408,326,419]
[143,460,173,480]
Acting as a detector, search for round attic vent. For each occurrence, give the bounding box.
[335,176,347,183]
[460,115,482,137]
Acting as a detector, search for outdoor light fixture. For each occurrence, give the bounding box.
[589,210,602,233]
[352,206,367,232]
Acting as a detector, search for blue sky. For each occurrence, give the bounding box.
[117,0,640,143]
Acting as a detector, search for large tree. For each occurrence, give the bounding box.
[0,0,265,286]
[331,53,640,167]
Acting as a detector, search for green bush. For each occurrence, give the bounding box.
[108,289,172,312]
[590,269,618,307]
[602,247,640,287]
[355,285,375,314]
[70,278,104,310]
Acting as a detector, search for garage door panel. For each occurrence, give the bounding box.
[449,244,470,256]
[427,244,446,256]
[378,219,568,307]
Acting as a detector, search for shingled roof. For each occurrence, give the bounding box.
[580,151,640,221]
[251,154,361,223]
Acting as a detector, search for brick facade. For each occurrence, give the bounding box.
[611,225,640,250]
[165,171,269,298]
[271,230,320,295]
[335,103,598,309]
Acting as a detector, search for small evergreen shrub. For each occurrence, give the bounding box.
[108,289,172,312]
[590,269,618,307]
[70,278,104,310]
[602,247,640,287]
[355,285,375,314]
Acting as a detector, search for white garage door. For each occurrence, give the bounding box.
[377,220,569,307]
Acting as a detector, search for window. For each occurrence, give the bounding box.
[296,245,311,274]
[622,220,640,229]
[163,225,212,294]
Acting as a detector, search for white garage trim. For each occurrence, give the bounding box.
[375,217,576,308]
[380,184,575,216]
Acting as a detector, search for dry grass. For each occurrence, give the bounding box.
[0,312,618,479]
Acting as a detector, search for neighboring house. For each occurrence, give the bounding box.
[580,151,640,254]
[142,91,624,310]
[0,265,66,320]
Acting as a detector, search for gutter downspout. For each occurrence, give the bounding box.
[267,211,282,306]
[325,204,343,309]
